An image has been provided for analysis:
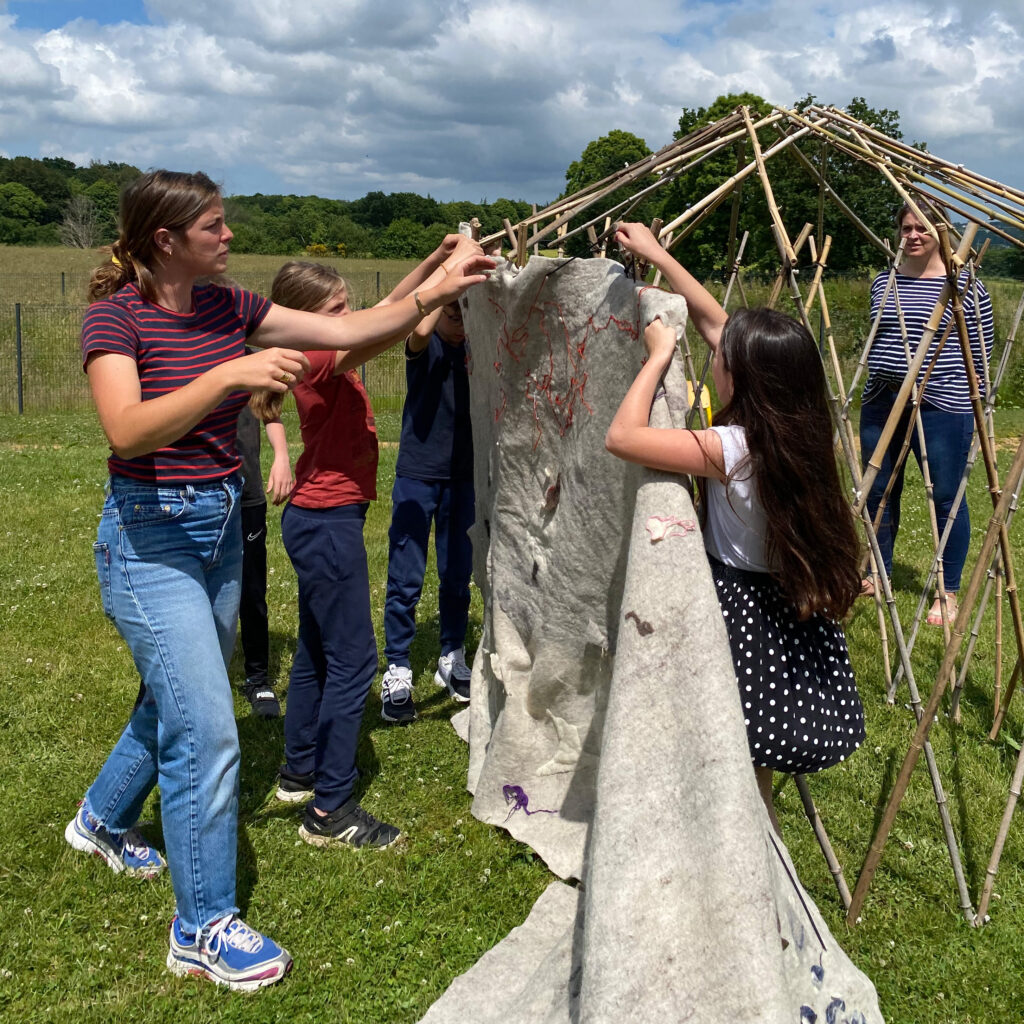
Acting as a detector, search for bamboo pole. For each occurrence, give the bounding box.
[726,139,746,273]
[721,231,749,311]
[768,223,813,309]
[807,105,1024,207]
[741,106,797,266]
[785,107,1024,246]
[995,568,1005,719]
[515,224,528,268]
[659,117,823,237]
[976,734,1024,924]
[804,234,832,319]
[847,436,1024,924]
[794,774,852,910]
[937,226,1024,697]
[651,229,673,289]
[776,125,893,258]
[991,658,1022,740]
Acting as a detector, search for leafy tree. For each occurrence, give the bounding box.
[656,93,774,279]
[773,95,909,275]
[0,182,48,243]
[83,179,120,242]
[0,156,71,224]
[564,129,652,196]
[376,217,429,258]
[0,182,46,223]
[562,130,654,256]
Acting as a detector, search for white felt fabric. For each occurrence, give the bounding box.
[422,256,882,1023]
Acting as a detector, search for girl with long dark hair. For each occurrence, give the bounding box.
[607,222,864,827]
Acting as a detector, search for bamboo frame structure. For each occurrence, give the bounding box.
[485,101,1024,927]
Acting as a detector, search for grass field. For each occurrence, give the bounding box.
[3,406,1024,1023]
[3,246,1024,417]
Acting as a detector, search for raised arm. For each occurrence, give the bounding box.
[249,254,494,354]
[605,319,725,481]
[378,234,483,306]
[87,347,310,461]
[615,223,728,351]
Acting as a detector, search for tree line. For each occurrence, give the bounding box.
[0,153,534,260]
[1,92,1021,277]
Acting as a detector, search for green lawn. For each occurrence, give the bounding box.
[3,406,1024,1023]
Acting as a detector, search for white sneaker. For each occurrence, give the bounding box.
[381,664,417,724]
[434,647,471,703]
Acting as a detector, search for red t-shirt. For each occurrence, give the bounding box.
[289,350,378,508]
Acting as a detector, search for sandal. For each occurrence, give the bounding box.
[926,595,957,627]
[860,577,876,598]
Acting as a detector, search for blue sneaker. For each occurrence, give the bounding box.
[167,914,292,991]
[64,804,166,878]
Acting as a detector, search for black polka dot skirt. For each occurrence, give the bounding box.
[709,556,865,775]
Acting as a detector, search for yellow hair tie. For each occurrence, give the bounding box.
[111,254,122,268]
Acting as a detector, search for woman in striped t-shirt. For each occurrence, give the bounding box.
[859,203,994,624]
[65,170,492,990]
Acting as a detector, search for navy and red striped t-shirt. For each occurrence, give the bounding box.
[82,283,272,484]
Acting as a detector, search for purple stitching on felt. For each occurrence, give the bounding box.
[502,785,558,821]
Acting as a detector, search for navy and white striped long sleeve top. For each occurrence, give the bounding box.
[863,270,994,414]
[82,282,271,484]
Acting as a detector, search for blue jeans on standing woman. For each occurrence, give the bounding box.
[83,473,243,938]
[281,502,377,813]
[859,392,974,591]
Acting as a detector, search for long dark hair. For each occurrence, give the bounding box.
[714,307,861,619]
[88,170,221,304]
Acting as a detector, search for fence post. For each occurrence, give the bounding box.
[61,271,66,301]
[376,270,381,299]
[15,303,24,415]
[361,364,367,387]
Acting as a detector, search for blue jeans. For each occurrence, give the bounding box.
[281,502,377,813]
[859,393,974,591]
[84,474,243,937]
[383,475,474,665]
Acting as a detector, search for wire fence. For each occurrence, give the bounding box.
[0,268,418,415]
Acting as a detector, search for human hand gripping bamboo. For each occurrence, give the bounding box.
[417,253,495,313]
[616,222,727,351]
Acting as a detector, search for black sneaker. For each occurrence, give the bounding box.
[244,679,280,719]
[298,795,401,849]
[275,767,315,803]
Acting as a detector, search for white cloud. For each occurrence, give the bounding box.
[0,0,1019,204]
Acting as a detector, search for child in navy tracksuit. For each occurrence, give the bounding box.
[379,299,474,723]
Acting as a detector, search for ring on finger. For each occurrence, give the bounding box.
[277,372,292,385]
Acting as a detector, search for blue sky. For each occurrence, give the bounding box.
[0,1,1020,206]
[6,0,152,30]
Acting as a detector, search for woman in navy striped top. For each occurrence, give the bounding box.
[65,169,492,990]
[859,202,993,625]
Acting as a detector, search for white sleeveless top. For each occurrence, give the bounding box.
[702,425,772,573]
